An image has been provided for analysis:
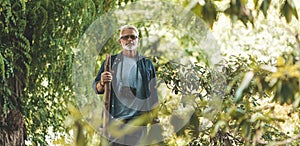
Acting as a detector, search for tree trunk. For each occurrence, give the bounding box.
[0,77,26,145]
[0,110,26,145]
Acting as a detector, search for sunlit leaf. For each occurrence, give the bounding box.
[293,94,300,108]
[250,113,268,122]
[253,0,259,8]
[235,71,254,102]
[277,56,285,67]
[287,0,299,19]
[191,2,202,18]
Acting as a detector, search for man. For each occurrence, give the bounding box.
[93,25,158,145]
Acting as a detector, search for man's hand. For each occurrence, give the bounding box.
[101,71,112,83]
[96,71,112,92]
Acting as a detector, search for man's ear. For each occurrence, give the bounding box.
[118,39,121,45]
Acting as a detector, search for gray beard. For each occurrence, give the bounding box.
[122,42,137,50]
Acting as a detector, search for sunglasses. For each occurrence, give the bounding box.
[120,35,138,40]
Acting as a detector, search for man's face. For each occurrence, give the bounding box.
[119,29,139,50]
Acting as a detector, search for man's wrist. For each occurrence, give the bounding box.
[96,80,104,93]
[99,80,104,86]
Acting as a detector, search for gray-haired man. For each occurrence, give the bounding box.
[93,25,158,145]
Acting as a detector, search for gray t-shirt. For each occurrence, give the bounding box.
[114,56,146,119]
[116,56,136,86]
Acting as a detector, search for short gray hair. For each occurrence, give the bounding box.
[119,25,139,38]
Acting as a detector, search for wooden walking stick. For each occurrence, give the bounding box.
[103,54,111,138]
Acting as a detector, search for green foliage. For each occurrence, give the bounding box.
[181,0,299,27]
[1,0,122,144]
[0,0,31,116]
[281,0,299,23]
[143,1,300,145]
[17,0,139,144]
[224,0,254,27]
[262,54,300,105]
[161,52,299,145]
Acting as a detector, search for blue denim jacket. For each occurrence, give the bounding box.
[93,53,158,119]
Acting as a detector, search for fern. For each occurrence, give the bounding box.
[0,53,4,82]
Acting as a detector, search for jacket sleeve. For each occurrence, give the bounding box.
[147,59,159,109]
[92,61,105,94]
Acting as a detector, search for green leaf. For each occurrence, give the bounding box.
[191,2,202,18]
[229,107,245,119]
[250,113,268,122]
[281,0,293,23]
[0,53,5,81]
[293,94,300,108]
[212,120,227,136]
[241,122,250,138]
[234,71,254,102]
[253,0,259,8]
[281,82,294,104]
[260,0,271,17]
[273,80,282,102]
[287,0,299,19]
[201,1,217,28]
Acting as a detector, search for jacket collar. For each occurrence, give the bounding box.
[113,51,145,63]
